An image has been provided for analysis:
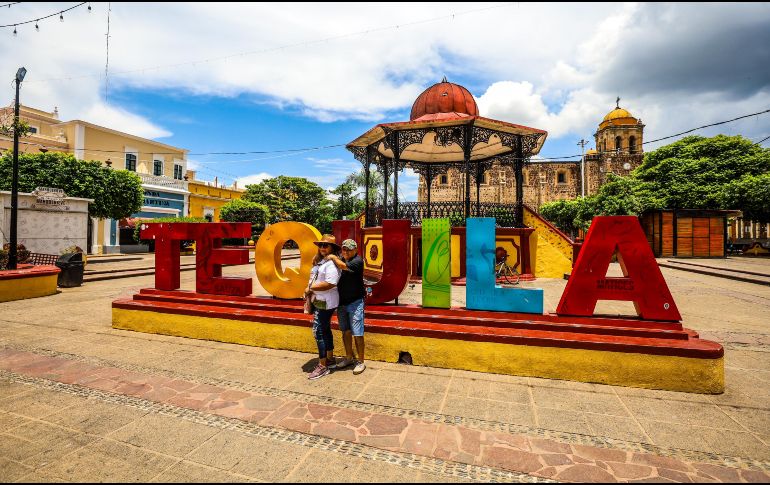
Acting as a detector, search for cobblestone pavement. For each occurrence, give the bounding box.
[0,257,769,482]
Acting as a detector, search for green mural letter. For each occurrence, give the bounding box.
[422,218,451,308]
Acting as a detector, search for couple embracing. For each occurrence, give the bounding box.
[304,235,367,380]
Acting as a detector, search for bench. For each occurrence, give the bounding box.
[28,253,60,266]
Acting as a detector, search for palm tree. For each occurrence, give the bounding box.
[345,167,394,205]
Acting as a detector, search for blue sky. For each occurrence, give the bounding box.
[2,3,768,200]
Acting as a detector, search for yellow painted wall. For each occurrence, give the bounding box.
[81,125,186,174]
[113,307,725,394]
[187,181,245,221]
[523,207,574,278]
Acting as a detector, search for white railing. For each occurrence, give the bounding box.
[138,173,188,191]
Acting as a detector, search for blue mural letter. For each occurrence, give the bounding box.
[465,218,543,313]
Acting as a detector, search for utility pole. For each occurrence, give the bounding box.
[577,139,589,198]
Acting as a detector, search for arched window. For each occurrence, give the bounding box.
[615,136,622,153]
[629,136,637,154]
[125,153,137,171]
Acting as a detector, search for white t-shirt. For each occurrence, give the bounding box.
[309,259,341,309]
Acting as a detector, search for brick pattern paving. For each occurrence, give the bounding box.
[2,347,768,483]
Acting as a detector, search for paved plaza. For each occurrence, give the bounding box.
[1,256,769,482]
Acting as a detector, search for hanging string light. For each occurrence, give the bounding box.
[1,2,88,36]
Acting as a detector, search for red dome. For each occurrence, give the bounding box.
[410,79,478,121]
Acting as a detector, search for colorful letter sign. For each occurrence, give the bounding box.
[556,216,682,321]
[422,218,451,308]
[466,218,543,313]
[255,222,321,299]
[366,219,410,304]
[141,222,252,296]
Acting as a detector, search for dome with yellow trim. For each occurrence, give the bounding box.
[599,105,639,130]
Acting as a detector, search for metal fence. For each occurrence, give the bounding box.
[367,202,523,227]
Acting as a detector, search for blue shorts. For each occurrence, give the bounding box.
[337,298,365,337]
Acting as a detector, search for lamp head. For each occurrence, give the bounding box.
[15,67,27,83]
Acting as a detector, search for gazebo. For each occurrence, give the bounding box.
[346,78,549,280]
[346,78,547,228]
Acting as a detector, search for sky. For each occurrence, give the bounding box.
[1,2,769,201]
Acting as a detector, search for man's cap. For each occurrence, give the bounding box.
[341,239,357,250]
[313,234,340,250]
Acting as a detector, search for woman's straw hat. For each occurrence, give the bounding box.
[313,234,340,250]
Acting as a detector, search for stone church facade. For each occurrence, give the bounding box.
[417,103,645,211]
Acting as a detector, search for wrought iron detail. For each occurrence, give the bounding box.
[411,163,454,186]
[470,126,519,153]
[349,146,367,164]
[434,126,465,149]
[522,133,545,155]
[367,202,523,228]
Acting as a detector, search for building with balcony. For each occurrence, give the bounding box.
[0,105,190,254]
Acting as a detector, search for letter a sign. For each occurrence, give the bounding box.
[556,216,681,321]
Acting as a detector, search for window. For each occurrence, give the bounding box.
[629,136,637,154]
[125,153,137,171]
[174,164,184,180]
[480,171,488,185]
[499,170,507,185]
[440,174,448,185]
[557,171,567,184]
[153,160,163,176]
[28,126,38,134]
[615,136,622,153]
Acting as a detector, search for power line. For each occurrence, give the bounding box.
[2,108,768,161]
[27,3,512,84]
[1,2,22,8]
[754,134,770,146]
[2,2,88,30]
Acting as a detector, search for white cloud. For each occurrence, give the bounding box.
[1,2,767,153]
[236,172,272,187]
[82,103,172,139]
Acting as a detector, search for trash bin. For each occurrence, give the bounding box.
[55,252,84,288]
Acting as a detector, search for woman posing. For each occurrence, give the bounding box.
[304,235,342,380]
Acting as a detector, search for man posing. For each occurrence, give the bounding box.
[329,239,366,375]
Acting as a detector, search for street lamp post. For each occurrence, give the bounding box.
[577,139,588,198]
[8,67,26,270]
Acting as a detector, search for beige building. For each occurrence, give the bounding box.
[0,105,190,254]
[418,103,645,211]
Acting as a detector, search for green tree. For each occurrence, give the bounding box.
[330,181,364,220]
[0,152,143,219]
[722,173,770,224]
[220,199,270,238]
[344,167,392,205]
[540,135,769,232]
[242,175,334,233]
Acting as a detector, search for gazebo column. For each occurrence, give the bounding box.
[392,131,401,219]
[381,160,390,221]
[463,125,472,219]
[426,165,432,220]
[364,148,371,228]
[476,163,482,216]
[515,136,525,227]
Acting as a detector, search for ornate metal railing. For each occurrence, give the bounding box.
[138,173,188,191]
[367,202,523,227]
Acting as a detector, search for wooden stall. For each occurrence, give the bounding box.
[642,209,739,258]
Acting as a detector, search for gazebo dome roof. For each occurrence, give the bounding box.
[410,78,478,121]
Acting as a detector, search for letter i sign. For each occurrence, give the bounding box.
[556,216,682,321]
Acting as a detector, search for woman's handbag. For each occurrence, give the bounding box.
[303,296,313,314]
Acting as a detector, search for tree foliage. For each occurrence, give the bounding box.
[242,175,334,233]
[330,181,364,220]
[539,135,769,234]
[219,198,270,238]
[0,152,143,219]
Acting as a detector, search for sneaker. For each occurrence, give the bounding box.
[326,357,337,370]
[308,364,330,380]
[353,361,366,375]
[336,357,354,370]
